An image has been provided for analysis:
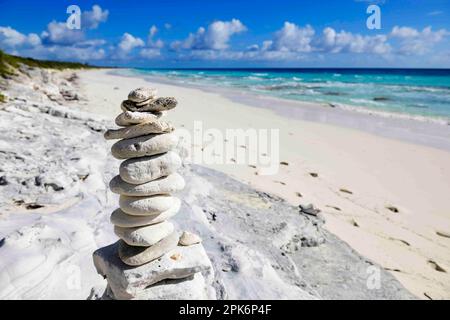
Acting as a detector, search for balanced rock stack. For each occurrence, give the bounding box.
[93,88,215,300]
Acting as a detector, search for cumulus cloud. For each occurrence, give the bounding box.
[118,33,145,52]
[390,25,449,54]
[41,21,84,45]
[171,19,246,50]
[0,5,109,62]
[41,5,108,45]
[0,26,41,48]
[82,5,109,29]
[147,25,164,49]
[267,22,315,52]
[318,27,391,54]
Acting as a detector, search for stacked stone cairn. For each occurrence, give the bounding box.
[93,87,214,300]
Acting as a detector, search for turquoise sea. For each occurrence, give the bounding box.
[128,68,450,122]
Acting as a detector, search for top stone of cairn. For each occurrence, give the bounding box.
[128,87,157,103]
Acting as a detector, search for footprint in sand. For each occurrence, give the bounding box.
[389,237,410,246]
[386,206,399,213]
[280,161,289,166]
[295,192,303,198]
[248,165,257,169]
[309,172,318,178]
[436,230,450,239]
[427,260,447,273]
[326,205,341,211]
[339,188,353,194]
[274,180,286,185]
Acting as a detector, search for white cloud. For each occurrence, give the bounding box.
[0,26,41,48]
[164,23,172,30]
[171,19,246,50]
[118,33,145,52]
[139,48,161,59]
[390,25,449,55]
[427,10,444,16]
[82,5,109,29]
[147,25,164,48]
[41,5,108,45]
[318,27,391,54]
[267,22,315,52]
[390,26,419,38]
[41,21,84,45]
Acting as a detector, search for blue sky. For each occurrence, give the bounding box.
[0,0,449,68]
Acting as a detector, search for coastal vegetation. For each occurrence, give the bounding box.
[0,49,96,78]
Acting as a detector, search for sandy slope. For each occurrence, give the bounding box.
[78,69,450,299]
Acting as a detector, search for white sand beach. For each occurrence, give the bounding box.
[78,69,450,299]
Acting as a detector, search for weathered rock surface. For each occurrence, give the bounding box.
[119,194,177,216]
[118,232,179,266]
[103,273,214,300]
[110,201,180,228]
[114,221,174,246]
[115,111,162,127]
[127,87,157,103]
[93,240,213,299]
[121,97,177,112]
[179,231,202,246]
[111,132,178,159]
[109,173,185,196]
[105,120,174,140]
[119,151,182,184]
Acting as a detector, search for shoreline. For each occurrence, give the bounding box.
[78,69,450,299]
[112,68,450,153]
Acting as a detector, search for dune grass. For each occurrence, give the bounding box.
[0,49,98,78]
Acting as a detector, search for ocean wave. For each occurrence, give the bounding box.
[246,76,264,81]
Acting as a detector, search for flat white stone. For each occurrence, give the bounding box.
[118,232,179,266]
[93,240,213,299]
[114,221,174,246]
[111,132,178,159]
[109,173,185,196]
[119,151,182,184]
[110,199,180,227]
[119,194,177,216]
[105,120,174,140]
[115,111,162,127]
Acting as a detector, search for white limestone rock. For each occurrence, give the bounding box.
[119,194,177,216]
[93,240,213,299]
[104,120,174,140]
[109,173,185,196]
[179,231,202,246]
[119,151,182,184]
[115,111,162,127]
[111,132,178,159]
[114,221,174,247]
[106,273,213,300]
[110,199,180,228]
[127,87,157,103]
